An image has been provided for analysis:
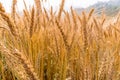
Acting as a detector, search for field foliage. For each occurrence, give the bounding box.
[0,0,120,80]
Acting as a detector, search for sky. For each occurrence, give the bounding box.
[0,0,110,12]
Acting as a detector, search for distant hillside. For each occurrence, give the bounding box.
[75,0,120,16]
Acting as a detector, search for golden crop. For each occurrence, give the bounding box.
[0,0,120,80]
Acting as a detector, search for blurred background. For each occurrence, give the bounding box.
[0,0,120,16]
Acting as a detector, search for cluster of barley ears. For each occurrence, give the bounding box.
[0,0,120,80]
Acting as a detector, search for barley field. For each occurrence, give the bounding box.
[0,0,120,80]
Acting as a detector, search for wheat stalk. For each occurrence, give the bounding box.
[58,0,65,20]
[30,6,35,38]
[0,42,39,80]
[55,19,69,51]
[0,2,5,12]
[12,0,17,22]
[0,11,17,36]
